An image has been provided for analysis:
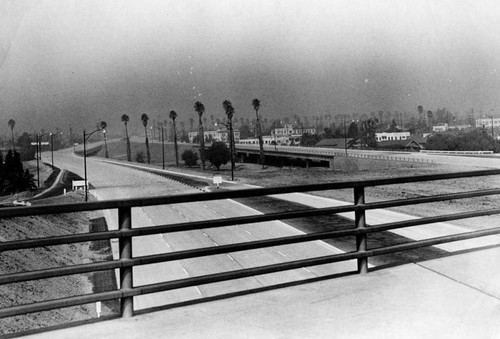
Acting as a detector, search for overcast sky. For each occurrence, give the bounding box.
[0,0,499,136]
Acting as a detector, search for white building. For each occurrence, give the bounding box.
[188,129,240,143]
[375,132,411,142]
[239,135,301,146]
[433,124,448,132]
[271,124,316,137]
[476,117,500,128]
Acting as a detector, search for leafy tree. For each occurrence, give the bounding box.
[207,141,230,170]
[181,149,199,167]
[388,119,400,132]
[194,101,206,170]
[426,129,495,151]
[121,114,132,161]
[238,124,253,139]
[252,98,265,168]
[301,133,321,146]
[17,132,35,161]
[347,122,359,138]
[141,113,151,164]
[8,119,15,151]
[0,150,36,194]
[360,118,378,149]
[169,110,179,166]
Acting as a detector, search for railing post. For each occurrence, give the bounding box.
[354,186,368,274]
[119,206,134,317]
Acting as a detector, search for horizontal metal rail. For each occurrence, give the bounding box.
[1,168,500,321]
[3,187,500,252]
[3,207,500,286]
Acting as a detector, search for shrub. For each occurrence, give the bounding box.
[206,141,230,170]
[135,151,145,163]
[181,149,198,167]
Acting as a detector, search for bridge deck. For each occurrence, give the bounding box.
[23,246,500,339]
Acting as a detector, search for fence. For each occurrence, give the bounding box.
[2,169,500,320]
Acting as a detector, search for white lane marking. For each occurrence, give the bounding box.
[276,250,287,258]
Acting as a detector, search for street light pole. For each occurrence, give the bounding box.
[50,133,54,167]
[36,134,40,187]
[103,130,109,158]
[83,124,106,202]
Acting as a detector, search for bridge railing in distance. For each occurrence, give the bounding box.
[1,169,500,320]
[236,143,434,163]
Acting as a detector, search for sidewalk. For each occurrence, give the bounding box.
[22,246,500,339]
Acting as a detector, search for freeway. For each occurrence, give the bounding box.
[49,148,354,310]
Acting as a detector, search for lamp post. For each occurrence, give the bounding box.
[83,123,106,202]
[103,130,109,158]
[50,133,54,167]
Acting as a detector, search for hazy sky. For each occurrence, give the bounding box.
[1,0,499,136]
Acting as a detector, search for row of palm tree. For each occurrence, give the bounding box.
[194,99,264,173]
[119,98,263,173]
[120,112,181,165]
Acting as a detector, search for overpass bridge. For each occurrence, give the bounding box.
[2,166,500,338]
[235,144,435,168]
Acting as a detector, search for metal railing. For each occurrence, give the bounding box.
[2,169,500,320]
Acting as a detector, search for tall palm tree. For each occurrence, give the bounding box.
[141,113,151,164]
[8,119,15,151]
[169,110,179,166]
[252,98,265,169]
[121,114,132,161]
[223,100,235,180]
[194,101,206,170]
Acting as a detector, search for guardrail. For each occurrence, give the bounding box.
[2,169,500,320]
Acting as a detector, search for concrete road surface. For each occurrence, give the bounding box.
[50,149,355,310]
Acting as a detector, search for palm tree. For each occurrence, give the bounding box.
[8,119,15,150]
[194,101,206,170]
[169,110,179,166]
[252,98,265,169]
[141,113,151,164]
[223,100,235,180]
[121,114,132,161]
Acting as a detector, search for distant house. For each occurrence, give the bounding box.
[375,132,411,142]
[188,129,240,143]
